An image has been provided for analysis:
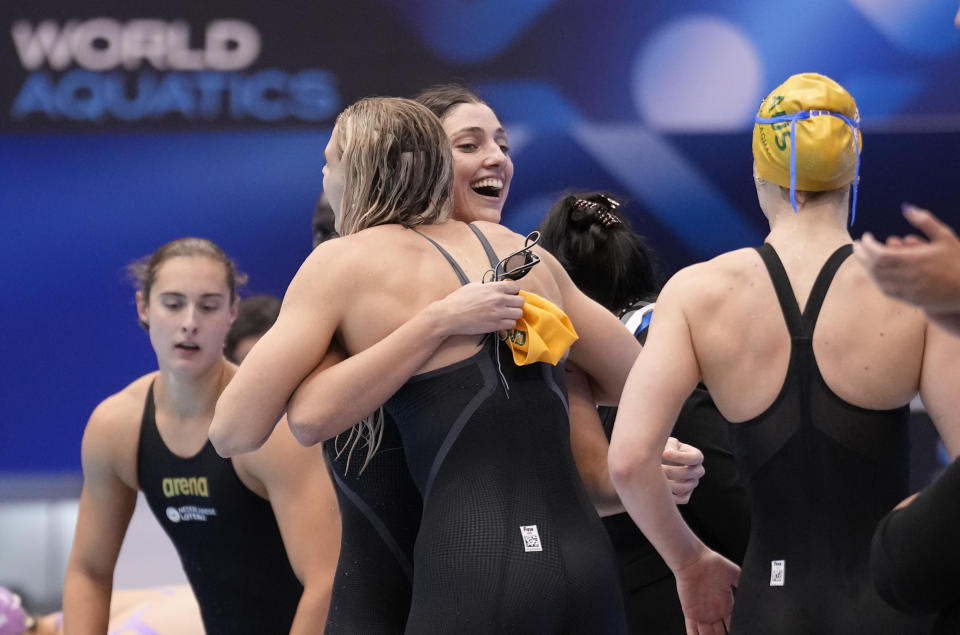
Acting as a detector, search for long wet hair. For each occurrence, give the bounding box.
[332,97,453,236]
[329,97,457,470]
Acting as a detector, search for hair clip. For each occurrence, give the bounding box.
[573,196,621,227]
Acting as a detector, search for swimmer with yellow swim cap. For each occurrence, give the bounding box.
[609,72,960,634]
[753,72,862,221]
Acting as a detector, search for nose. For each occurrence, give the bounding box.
[181,306,199,334]
[481,142,507,167]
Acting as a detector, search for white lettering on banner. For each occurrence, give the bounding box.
[11,19,261,72]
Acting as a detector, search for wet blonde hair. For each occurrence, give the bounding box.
[328,98,454,470]
[331,97,453,236]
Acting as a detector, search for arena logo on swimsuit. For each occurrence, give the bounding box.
[8,18,341,123]
[161,476,209,498]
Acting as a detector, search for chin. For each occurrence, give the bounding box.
[466,206,503,224]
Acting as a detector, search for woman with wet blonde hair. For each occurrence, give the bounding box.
[330,97,454,236]
[212,96,640,632]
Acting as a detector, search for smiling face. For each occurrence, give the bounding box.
[442,102,514,223]
[137,255,237,376]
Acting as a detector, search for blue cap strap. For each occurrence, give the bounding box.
[754,110,861,225]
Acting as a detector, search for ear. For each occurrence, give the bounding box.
[228,296,240,325]
[136,290,149,329]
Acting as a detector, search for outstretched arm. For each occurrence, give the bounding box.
[855,205,960,335]
[608,272,738,635]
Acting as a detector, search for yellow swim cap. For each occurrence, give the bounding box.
[753,72,861,193]
[501,291,579,366]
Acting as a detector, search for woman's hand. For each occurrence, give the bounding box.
[662,437,706,505]
[431,281,525,336]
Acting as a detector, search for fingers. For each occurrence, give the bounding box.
[663,436,681,453]
[665,463,705,482]
[663,441,705,467]
[901,234,925,246]
[492,280,521,295]
[903,204,957,241]
[700,620,730,635]
[853,234,884,267]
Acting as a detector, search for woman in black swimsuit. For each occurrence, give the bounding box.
[211,96,642,632]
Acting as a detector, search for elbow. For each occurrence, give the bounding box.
[286,403,331,448]
[607,445,635,492]
[209,415,265,458]
[208,423,240,457]
[608,441,659,493]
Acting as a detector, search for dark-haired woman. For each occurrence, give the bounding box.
[539,192,749,634]
[64,238,340,634]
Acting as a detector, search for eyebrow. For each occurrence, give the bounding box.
[158,292,225,299]
[451,125,508,138]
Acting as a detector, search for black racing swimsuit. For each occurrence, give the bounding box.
[323,414,422,634]
[137,383,302,634]
[385,224,627,634]
[728,244,933,634]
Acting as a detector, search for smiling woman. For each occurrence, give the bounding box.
[415,83,514,223]
[210,96,643,633]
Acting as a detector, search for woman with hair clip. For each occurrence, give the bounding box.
[211,96,642,633]
[63,237,340,634]
[537,191,749,634]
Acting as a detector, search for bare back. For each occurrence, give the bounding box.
[323,220,565,374]
[681,240,926,423]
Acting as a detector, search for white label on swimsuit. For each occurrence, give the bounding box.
[770,559,785,586]
[520,525,542,552]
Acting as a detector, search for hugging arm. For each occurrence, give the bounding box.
[284,279,525,445]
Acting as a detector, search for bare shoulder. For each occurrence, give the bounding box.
[87,373,153,439]
[471,220,526,246]
[664,248,763,308]
[299,225,414,280]
[82,372,155,487]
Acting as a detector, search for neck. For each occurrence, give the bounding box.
[764,197,851,249]
[155,359,231,421]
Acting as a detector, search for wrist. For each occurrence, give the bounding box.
[671,537,710,576]
[421,299,456,339]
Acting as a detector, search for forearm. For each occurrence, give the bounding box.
[62,566,112,634]
[286,303,450,445]
[288,583,332,635]
[586,471,625,517]
[610,452,706,571]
